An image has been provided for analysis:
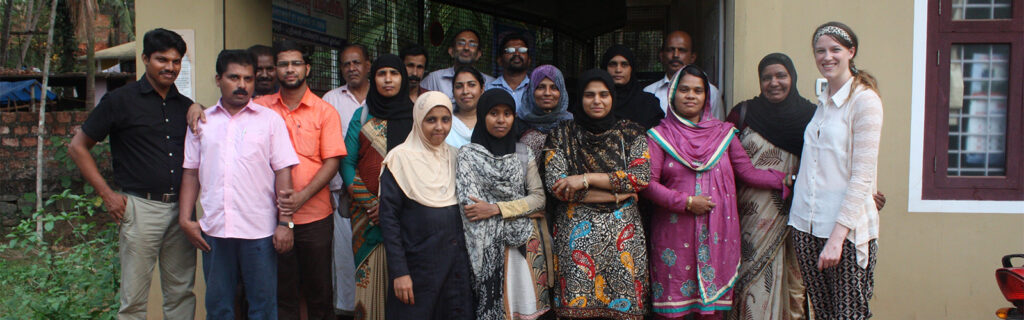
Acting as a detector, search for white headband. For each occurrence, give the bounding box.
[814,25,852,45]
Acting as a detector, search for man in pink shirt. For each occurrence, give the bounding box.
[178,50,300,319]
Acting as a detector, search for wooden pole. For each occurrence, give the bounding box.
[35,0,58,239]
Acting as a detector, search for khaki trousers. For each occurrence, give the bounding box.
[117,195,197,319]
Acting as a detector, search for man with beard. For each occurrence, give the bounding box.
[643,30,725,119]
[255,40,347,320]
[485,32,531,111]
[178,49,299,319]
[419,28,495,99]
[248,45,278,98]
[320,43,370,318]
[400,45,428,102]
[68,28,197,319]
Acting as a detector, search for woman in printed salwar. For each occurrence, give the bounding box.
[642,65,791,320]
[340,54,414,320]
[544,69,651,320]
[457,88,550,320]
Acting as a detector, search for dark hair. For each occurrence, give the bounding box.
[142,28,187,57]
[452,65,485,89]
[499,32,528,50]
[215,49,255,76]
[399,45,428,66]
[452,66,485,112]
[812,21,879,96]
[273,39,309,64]
[669,65,711,111]
[661,30,695,52]
[344,43,371,62]
[246,44,273,58]
[449,28,482,48]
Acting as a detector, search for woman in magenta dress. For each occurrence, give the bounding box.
[642,65,792,319]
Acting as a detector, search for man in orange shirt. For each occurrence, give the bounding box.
[256,40,347,320]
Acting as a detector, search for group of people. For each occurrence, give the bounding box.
[67,21,885,320]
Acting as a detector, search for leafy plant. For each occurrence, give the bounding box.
[0,189,119,319]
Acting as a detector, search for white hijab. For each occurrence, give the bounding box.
[380,91,459,207]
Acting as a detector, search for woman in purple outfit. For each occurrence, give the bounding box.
[642,65,793,320]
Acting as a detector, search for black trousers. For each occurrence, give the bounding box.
[278,216,335,320]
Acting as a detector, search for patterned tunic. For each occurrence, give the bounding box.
[543,120,651,319]
[457,143,547,319]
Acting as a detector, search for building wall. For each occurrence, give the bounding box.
[728,0,1024,318]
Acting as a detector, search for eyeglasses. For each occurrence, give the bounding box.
[503,47,528,54]
[276,60,305,67]
[455,40,479,48]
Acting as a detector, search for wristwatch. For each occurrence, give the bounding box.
[277,221,294,229]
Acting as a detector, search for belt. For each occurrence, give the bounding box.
[123,190,178,203]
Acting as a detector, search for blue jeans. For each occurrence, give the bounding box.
[202,234,277,320]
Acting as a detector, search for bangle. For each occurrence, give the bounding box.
[582,173,590,189]
[614,192,620,205]
[686,196,693,211]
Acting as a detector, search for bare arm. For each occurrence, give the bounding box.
[274,167,295,253]
[177,168,209,251]
[68,129,125,220]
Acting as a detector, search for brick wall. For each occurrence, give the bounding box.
[0,111,110,225]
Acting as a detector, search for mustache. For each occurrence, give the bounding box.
[256,76,273,82]
[160,70,175,76]
[669,59,684,65]
[232,88,249,95]
[408,75,421,82]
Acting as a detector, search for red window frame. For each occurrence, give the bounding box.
[923,0,1024,200]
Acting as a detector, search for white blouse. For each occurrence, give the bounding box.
[445,115,473,148]
[789,77,883,268]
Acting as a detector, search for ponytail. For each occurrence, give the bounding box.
[848,59,879,100]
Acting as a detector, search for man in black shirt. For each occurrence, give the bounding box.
[68,28,197,319]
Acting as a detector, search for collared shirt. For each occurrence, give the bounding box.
[788,78,882,268]
[419,66,496,100]
[644,74,725,120]
[485,75,530,112]
[255,89,347,224]
[183,100,299,239]
[322,84,366,134]
[81,74,193,195]
[322,84,366,197]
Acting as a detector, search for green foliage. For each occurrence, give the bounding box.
[0,189,119,319]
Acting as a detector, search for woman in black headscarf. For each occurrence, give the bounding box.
[602,44,665,129]
[366,54,415,151]
[457,89,551,320]
[338,53,415,320]
[543,69,651,320]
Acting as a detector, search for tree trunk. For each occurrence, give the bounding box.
[36,0,59,239]
[85,4,95,110]
[0,0,14,66]
[18,0,40,68]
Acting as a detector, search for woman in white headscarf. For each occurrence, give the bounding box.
[378,91,473,319]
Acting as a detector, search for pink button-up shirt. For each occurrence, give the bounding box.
[183,100,300,239]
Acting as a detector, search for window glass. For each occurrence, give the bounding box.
[947,44,1009,176]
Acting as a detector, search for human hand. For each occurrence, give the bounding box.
[817,225,850,270]
[179,219,210,252]
[552,174,587,201]
[394,275,414,305]
[464,196,500,221]
[187,103,207,134]
[367,203,381,225]
[615,193,638,203]
[688,195,715,215]
[273,225,294,253]
[101,191,127,222]
[873,191,886,211]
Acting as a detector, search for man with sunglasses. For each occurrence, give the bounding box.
[485,32,532,111]
[420,28,495,99]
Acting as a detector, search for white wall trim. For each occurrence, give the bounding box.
[907,0,1024,214]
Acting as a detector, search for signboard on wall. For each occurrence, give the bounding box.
[272,0,347,39]
[171,29,196,101]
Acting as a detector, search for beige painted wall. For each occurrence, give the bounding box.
[728,0,1024,319]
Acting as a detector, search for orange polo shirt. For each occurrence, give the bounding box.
[256,89,347,224]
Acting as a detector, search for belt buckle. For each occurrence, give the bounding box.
[161,193,175,202]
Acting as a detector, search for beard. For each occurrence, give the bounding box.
[280,76,306,89]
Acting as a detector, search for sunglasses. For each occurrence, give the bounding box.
[503,47,528,54]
